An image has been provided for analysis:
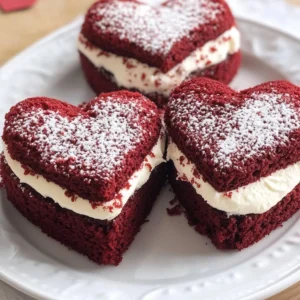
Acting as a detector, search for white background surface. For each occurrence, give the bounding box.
[0,1,300,299]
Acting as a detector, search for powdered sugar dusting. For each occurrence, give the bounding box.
[94,0,222,55]
[6,98,155,181]
[169,92,300,172]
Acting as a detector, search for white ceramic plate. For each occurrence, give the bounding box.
[0,16,300,300]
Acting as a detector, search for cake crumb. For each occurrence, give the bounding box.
[167,204,183,216]
[169,197,178,206]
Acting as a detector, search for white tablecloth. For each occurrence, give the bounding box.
[0,1,300,299]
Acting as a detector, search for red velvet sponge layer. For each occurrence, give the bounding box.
[168,163,300,250]
[81,0,235,72]
[165,78,300,192]
[79,52,241,107]
[2,158,166,265]
[3,93,161,202]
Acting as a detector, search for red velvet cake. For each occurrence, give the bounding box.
[2,91,166,265]
[165,78,300,250]
[77,0,241,107]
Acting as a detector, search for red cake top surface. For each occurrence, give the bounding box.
[82,0,235,72]
[3,91,161,202]
[166,78,300,192]
[92,0,221,55]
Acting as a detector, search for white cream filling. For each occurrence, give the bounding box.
[167,141,300,215]
[77,27,240,96]
[3,135,165,221]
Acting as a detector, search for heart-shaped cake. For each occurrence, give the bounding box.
[2,91,166,265]
[166,78,300,250]
[78,0,241,106]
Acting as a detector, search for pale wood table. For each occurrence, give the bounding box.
[0,0,299,299]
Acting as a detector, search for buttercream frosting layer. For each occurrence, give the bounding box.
[167,141,300,215]
[77,27,240,96]
[3,134,165,221]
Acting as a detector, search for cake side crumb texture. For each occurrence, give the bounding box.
[1,156,166,265]
[169,162,300,250]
